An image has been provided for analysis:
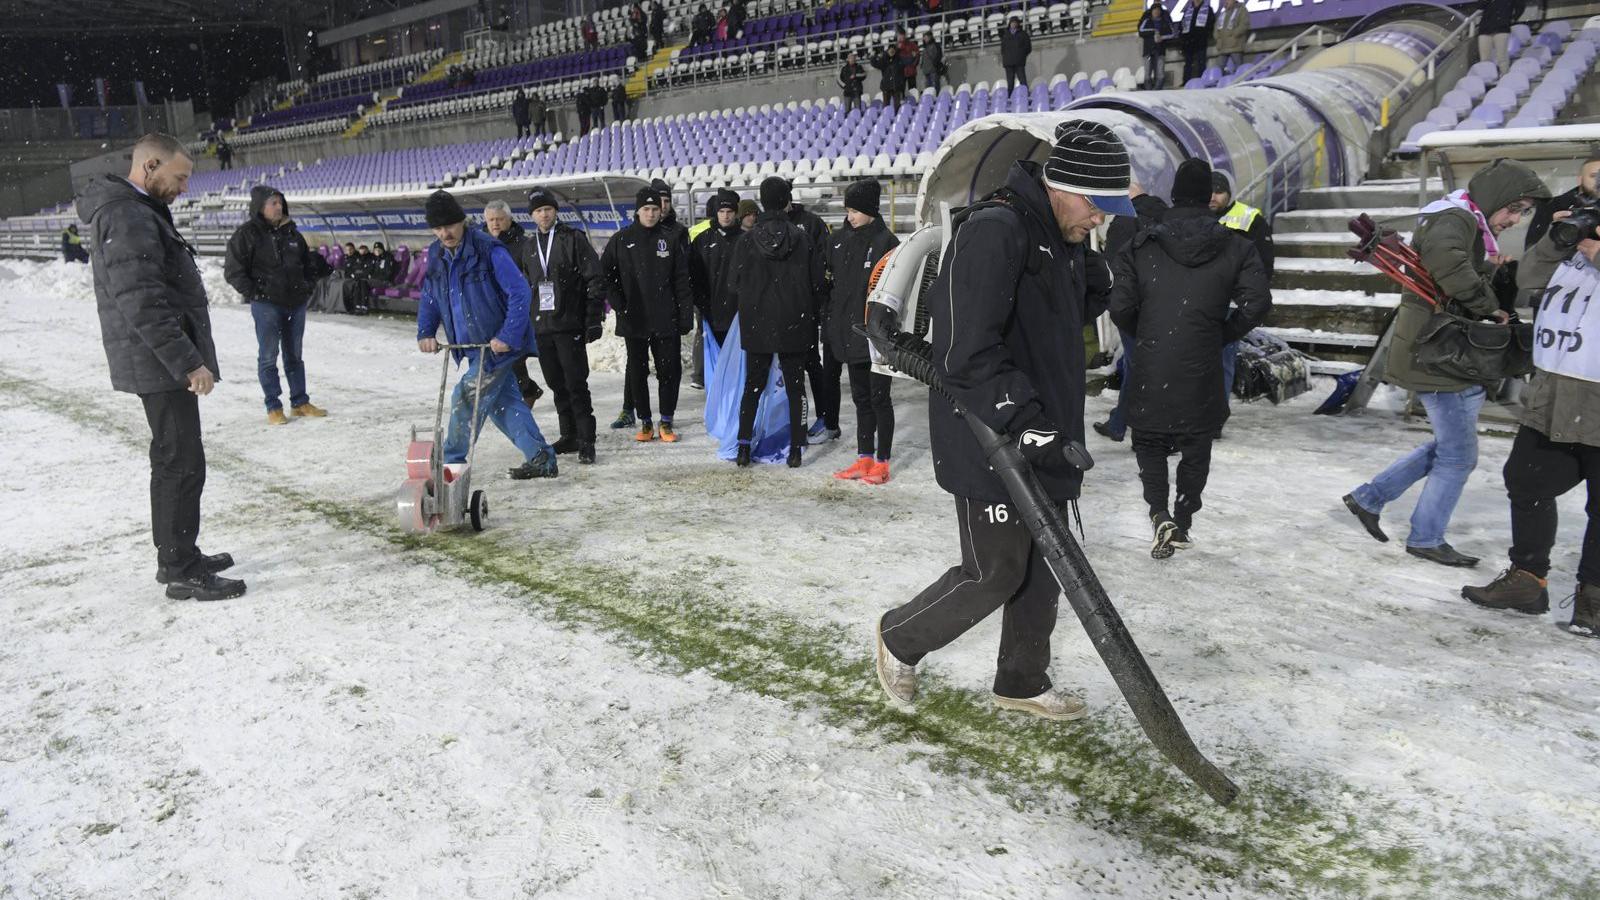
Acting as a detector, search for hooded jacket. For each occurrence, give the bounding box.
[1108,204,1273,434]
[1386,158,1551,393]
[521,221,607,335]
[601,216,695,338]
[224,185,325,308]
[825,216,899,364]
[1106,192,1170,254]
[928,160,1113,503]
[1138,8,1176,55]
[78,175,220,394]
[691,221,745,333]
[728,210,829,354]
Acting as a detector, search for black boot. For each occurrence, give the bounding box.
[165,571,247,602]
[1463,567,1549,614]
[156,551,234,585]
[1406,543,1479,568]
[1342,493,1388,543]
[787,445,804,468]
[1567,582,1600,638]
[577,416,596,464]
[509,449,559,479]
[522,378,544,407]
[735,444,752,467]
[551,435,579,455]
[1150,512,1178,560]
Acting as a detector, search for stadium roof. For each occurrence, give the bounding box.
[0,0,336,34]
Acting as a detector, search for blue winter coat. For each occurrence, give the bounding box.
[418,225,533,372]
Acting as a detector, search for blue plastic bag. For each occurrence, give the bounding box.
[1314,369,1363,415]
[703,316,793,463]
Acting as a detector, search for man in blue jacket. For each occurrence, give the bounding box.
[416,190,558,480]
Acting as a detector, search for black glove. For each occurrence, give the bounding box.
[1015,416,1068,469]
[586,324,604,343]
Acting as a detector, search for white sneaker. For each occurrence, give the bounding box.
[993,688,1087,721]
[874,615,917,707]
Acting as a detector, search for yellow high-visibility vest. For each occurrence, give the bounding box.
[1219,200,1262,234]
[688,218,713,240]
[63,229,82,246]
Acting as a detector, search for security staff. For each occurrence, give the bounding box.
[1209,171,1274,406]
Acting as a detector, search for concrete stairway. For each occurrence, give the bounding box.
[630,43,685,99]
[1093,0,1144,37]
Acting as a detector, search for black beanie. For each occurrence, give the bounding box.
[759,176,792,212]
[634,186,662,210]
[1172,159,1215,208]
[651,178,673,196]
[713,188,739,214]
[1211,170,1233,197]
[425,190,466,227]
[844,179,881,218]
[527,187,559,212]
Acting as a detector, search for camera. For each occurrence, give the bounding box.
[1549,197,1600,250]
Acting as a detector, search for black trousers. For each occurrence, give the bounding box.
[1505,425,1600,586]
[140,390,206,574]
[881,496,1059,698]
[536,331,594,442]
[1004,65,1025,90]
[626,334,682,422]
[847,361,894,459]
[805,343,843,431]
[1132,430,1214,529]
[1182,43,1208,83]
[691,313,707,385]
[515,122,530,139]
[739,351,807,448]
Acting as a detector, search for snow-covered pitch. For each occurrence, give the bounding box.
[2,259,1597,899]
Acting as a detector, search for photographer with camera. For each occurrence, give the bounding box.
[1525,153,1600,250]
[1462,201,1600,639]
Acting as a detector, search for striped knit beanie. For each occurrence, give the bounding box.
[1043,119,1136,217]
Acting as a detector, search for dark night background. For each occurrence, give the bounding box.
[0,28,298,117]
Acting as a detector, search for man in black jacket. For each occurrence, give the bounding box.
[1179,0,1214,84]
[999,15,1031,90]
[225,184,331,426]
[779,185,841,445]
[1477,0,1524,75]
[1109,159,1272,559]
[728,177,831,468]
[874,120,1128,721]
[828,179,900,484]
[512,88,531,139]
[340,243,373,315]
[522,187,608,464]
[616,179,693,428]
[484,199,547,408]
[1094,183,1170,443]
[839,52,867,114]
[79,133,244,603]
[1526,154,1600,250]
[691,188,744,358]
[602,186,695,443]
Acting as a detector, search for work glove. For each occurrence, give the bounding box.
[586,324,604,343]
[1015,415,1068,469]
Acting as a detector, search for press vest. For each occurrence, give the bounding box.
[1219,200,1262,234]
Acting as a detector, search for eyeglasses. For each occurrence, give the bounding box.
[1506,201,1540,217]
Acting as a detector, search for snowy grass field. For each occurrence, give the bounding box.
[2,259,1597,899]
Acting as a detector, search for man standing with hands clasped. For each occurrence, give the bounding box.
[874,121,1128,721]
[80,133,245,602]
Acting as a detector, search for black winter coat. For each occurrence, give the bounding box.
[1105,193,1170,254]
[512,91,531,126]
[521,223,607,335]
[928,161,1113,503]
[839,61,867,96]
[1108,205,1273,435]
[78,175,220,394]
[1137,9,1176,55]
[729,211,828,354]
[1000,26,1032,66]
[825,217,898,364]
[788,203,830,249]
[224,185,325,308]
[1180,1,1214,47]
[691,222,744,333]
[1526,185,1596,250]
[601,218,695,338]
[1478,0,1524,34]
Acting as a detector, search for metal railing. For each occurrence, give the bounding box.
[1229,23,1335,84]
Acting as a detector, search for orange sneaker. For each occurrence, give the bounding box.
[659,422,679,442]
[861,460,891,485]
[635,422,656,442]
[834,456,875,480]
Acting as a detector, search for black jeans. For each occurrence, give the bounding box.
[626,334,682,422]
[881,496,1060,698]
[1182,43,1208,83]
[536,331,594,442]
[515,122,530,139]
[140,390,206,574]
[1504,425,1600,586]
[739,351,807,448]
[1132,430,1214,529]
[805,343,843,431]
[847,361,894,459]
[1004,65,1025,90]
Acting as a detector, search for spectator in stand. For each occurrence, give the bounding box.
[528,90,548,137]
[588,82,608,130]
[632,19,650,60]
[840,51,868,113]
[611,78,630,123]
[628,2,644,31]
[1478,0,1523,75]
[892,0,918,26]
[693,4,715,45]
[1000,15,1032,91]
[1138,3,1176,90]
[1214,0,1251,73]
[215,136,233,171]
[1179,0,1215,85]
[512,88,532,139]
[649,1,666,50]
[921,38,946,91]
[728,0,747,38]
[576,87,593,136]
[582,14,599,48]
[873,42,906,110]
[716,7,729,41]
[896,29,920,93]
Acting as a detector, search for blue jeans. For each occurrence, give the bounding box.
[443,352,552,464]
[251,301,309,411]
[1221,340,1239,399]
[1104,329,1134,439]
[1350,385,1486,549]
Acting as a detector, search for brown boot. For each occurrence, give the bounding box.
[1567,582,1600,639]
[1462,567,1549,614]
